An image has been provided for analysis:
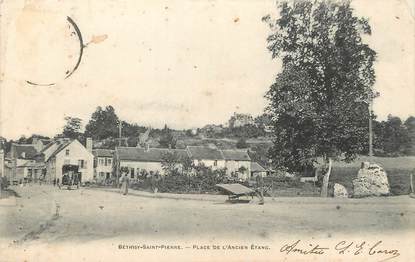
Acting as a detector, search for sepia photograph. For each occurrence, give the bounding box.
[0,0,414,261]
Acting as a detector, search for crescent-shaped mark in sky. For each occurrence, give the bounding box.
[65,16,84,79]
[25,80,56,86]
[26,16,84,86]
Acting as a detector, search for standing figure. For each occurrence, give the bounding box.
[150,171,159,193]
[120,173,130,195]
[256,174,265,205]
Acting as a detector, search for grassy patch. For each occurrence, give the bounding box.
[330,156,415,195]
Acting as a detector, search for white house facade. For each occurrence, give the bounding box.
[222,149,251,180]
[45,139,94,183]
[114,145,254,181]
[93,149,114,182]
[116,147,188,178]
[186,146,226,170]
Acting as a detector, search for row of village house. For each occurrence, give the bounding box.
[0,137,268,185]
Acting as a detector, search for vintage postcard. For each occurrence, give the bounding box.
[0,0,414,261]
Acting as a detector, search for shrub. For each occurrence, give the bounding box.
[132,165,228,194]
[236,138,248,149]
[0,177,9,190]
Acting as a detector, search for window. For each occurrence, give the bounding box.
[78,159,85,169]
[214,160,218,166]
[106,158,112,166]
[99,172,104,177]
[99,158,104,166]
[130,168,135,178]
[65,149,70,156]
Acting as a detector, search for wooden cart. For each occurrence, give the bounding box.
[216,183,256,203]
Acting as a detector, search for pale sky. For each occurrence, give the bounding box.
[1,0,414,139]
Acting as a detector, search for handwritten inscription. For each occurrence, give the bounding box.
[117,240,401,260]
[280,240,400,260]
[280,240,329,255]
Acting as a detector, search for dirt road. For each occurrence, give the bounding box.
[1,185,414,261]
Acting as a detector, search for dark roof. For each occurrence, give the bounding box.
[251,162,266,172]
[17,161,45,168]
[117,147,188,162]
[186,146,224,160]
[222,150,251,161]
[47,141,72,160]
[12,144,38,159]
[40,139,51,145]
[40,141,56,153]
[93,149,114,157]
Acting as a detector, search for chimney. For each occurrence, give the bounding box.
[0,149,4,178]
[32,137,39,145]
[86,138,93,153]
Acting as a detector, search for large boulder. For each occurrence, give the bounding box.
[352,162,390,198]
[333,183,348,198]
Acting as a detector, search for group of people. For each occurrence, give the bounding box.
[53,172,81,189]
[118,171,161,195]
[52,178,60,186]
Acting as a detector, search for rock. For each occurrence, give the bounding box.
[333,183,348,198]
[352,162,390,198]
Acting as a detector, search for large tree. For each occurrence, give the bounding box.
[62,117,83,139]
[158,124,177,149]
[404,116,415,155]
[85,106,120,140]
[382,115,408,156]
[263,0,376,196]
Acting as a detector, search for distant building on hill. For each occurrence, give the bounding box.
[201,124,224,137]
[228,112,254,128]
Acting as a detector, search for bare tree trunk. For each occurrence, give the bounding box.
[320,158,332,197]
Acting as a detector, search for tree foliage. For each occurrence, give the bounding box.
[160,150,194,175]
[404,116,415,155]
[85,106,119,140]
[254,113,272,129]
[263,0,377,172]
[373,115,414,156]
[158,125,177,149]
[62,117,83,139]
[160,151,181,175]
[236,138,248,149]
